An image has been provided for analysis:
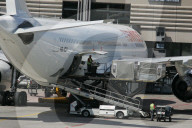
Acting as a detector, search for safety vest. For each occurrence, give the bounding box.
[150,103,155,110]
[87,58,93,65]
[27,81,30,88]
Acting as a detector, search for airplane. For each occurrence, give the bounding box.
[0,0,192,105]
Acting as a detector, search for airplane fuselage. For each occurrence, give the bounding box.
[0,16,148,86]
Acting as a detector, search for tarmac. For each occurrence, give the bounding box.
[0,89,192,128]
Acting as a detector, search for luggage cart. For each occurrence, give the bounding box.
[156,105,173,122]
[28,80,38,96]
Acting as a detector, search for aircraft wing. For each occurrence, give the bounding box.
[111,56,192,82]
[14,20,103,34]
[120,56,192,64]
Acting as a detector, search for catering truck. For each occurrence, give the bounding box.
[69,102,132,119]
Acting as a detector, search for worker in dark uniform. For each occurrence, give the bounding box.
[87,55,93,73]
[150,101,155,121]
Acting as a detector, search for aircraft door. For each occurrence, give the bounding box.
[64,55,82,76]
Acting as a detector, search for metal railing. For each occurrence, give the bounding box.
[61,80,142,111]
[95,63,111,75]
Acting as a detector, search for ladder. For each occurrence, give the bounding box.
[52,80,146,116]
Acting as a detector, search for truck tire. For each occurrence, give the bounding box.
[21,91,27,106]
[0,92,3,105]
[116,111,124,119]
[82,110,90,117]
[14,91,27,106]
[169,117,172,122]
[2,91,12,106]
[1,91,8,106]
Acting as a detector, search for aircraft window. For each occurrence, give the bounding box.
[17,21,34,45]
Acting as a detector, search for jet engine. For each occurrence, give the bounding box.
[172,72,192,102]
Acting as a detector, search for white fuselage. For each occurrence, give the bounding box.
[0,16,148,86]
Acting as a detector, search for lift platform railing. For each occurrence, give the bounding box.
[80,83,141,109]
[52,79,142,113]
[95,63,111,74]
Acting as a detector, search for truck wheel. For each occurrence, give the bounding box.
[116,111,124,119]
[82,110,90,117]
[169,117,172,122]
[15,91,27,106]
[1,91,9,106]
[0,92,3,105]
[21,91,27,106]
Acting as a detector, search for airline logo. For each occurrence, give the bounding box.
[120,30,143,42]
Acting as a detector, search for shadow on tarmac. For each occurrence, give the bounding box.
[0,110,166,128]
[0,102,192,128]
[174,109,192,115]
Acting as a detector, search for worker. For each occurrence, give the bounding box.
[150,101,155,121]
[27,80,30,89]
[87,55,93,73]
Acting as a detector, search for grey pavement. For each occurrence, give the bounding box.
[0,89,191,128]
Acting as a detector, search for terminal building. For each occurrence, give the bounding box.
[0,0,191,94]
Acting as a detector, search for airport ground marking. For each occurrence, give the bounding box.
[0,119,7,122]
[0,112,40,122]
[17,112,40,118]
[71,123,86,127]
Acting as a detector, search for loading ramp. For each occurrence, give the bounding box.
[51,80,147,117]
